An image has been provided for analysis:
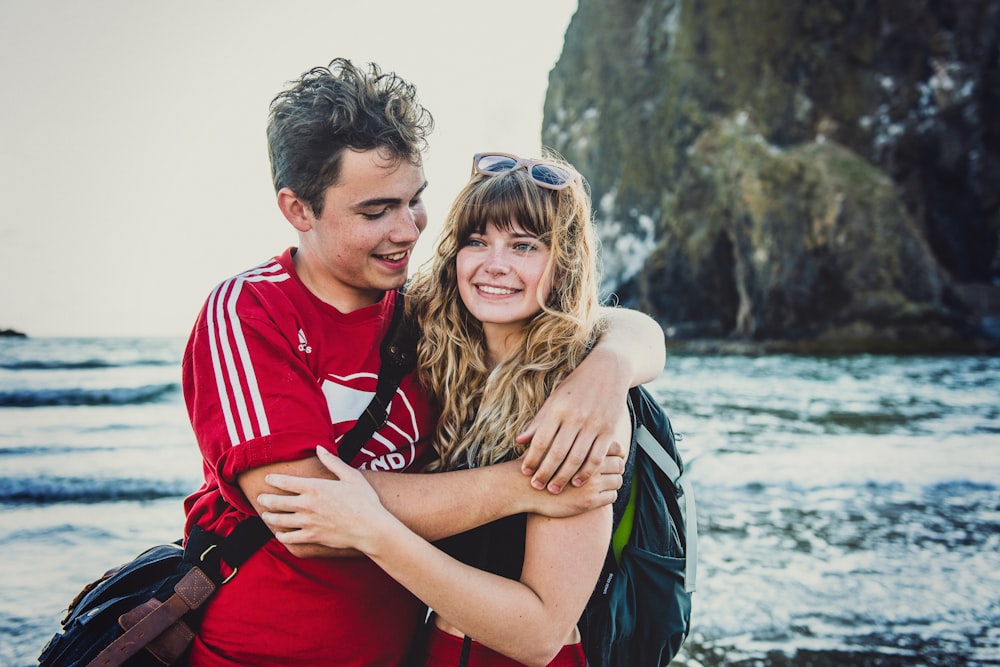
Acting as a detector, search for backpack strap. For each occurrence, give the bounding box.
[459,636,473,667]
[337,289,418,464]
[634,423,699,593]
[187,517,275,584]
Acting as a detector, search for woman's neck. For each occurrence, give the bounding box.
[483,324,525,369]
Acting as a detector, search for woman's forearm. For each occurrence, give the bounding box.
[363,459,619,540]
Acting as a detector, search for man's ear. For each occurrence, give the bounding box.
[277,187,313,232]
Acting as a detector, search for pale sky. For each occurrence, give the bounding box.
[0,1,577,337]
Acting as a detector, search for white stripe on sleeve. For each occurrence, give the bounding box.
[206,261,289,447]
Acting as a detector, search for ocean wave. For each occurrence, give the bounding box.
[0,444,124,457]
[0,476,191,505]
[0,358,175,370]
[0,383,179,407]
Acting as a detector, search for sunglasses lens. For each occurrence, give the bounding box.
[530,164,572,187]
[477,155,518,174]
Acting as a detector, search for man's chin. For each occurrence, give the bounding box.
[378,273,409,293]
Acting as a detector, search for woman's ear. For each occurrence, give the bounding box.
[277,187,314,232]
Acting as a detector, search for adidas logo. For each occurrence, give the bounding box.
[297,329,313,354]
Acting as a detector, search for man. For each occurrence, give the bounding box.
[182,58,665,666]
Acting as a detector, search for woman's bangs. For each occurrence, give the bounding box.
[460,173,551,239]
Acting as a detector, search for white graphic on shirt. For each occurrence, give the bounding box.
[297,329,312,354]
[321,372,421,471]
[322,380,372,424]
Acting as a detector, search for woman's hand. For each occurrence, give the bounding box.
[257,446,391,553]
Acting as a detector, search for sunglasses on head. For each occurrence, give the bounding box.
[472,152,579,190]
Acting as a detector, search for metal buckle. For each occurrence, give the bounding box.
[200,544,238,584]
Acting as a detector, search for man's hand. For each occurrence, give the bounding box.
[521,441,627,517]
[517,307,664,493]
[517,345,629,493]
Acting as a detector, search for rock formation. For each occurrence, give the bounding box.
[543,0,1000,351]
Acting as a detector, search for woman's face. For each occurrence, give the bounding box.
[456,218,552,347]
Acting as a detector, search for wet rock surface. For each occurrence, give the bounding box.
[544,0,1000,352]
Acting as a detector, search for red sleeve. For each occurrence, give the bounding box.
[183,278,333,514]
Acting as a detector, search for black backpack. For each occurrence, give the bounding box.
[37,520,273,667]
[579,384,697,667]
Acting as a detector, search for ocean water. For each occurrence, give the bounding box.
[1,337,998,666]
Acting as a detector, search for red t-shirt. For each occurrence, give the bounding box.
[182,248,435,666]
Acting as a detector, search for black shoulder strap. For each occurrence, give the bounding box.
[337,289,419,464]
[186,517,275,584]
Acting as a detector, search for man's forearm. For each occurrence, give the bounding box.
[362,461,532,542]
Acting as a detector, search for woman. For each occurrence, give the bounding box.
[259,152,634,666]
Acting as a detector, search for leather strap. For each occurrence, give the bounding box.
[86,567,215,667]
[118,599,194,665]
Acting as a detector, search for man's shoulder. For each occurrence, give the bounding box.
[208,253,295,302]
[187,252,298,330]
[222,253,291,288]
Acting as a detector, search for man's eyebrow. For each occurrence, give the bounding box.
[354,181,428,209]
[354,196,401,209]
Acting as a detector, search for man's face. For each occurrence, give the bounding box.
[294,149,427,312]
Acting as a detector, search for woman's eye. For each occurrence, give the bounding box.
[513,242,537,253]
[465,237,486,247]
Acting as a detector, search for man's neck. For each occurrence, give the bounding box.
[291,247,386,313]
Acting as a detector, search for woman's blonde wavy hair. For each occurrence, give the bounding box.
[407,150,605,471]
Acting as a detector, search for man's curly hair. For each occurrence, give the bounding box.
[267,58,434,215]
